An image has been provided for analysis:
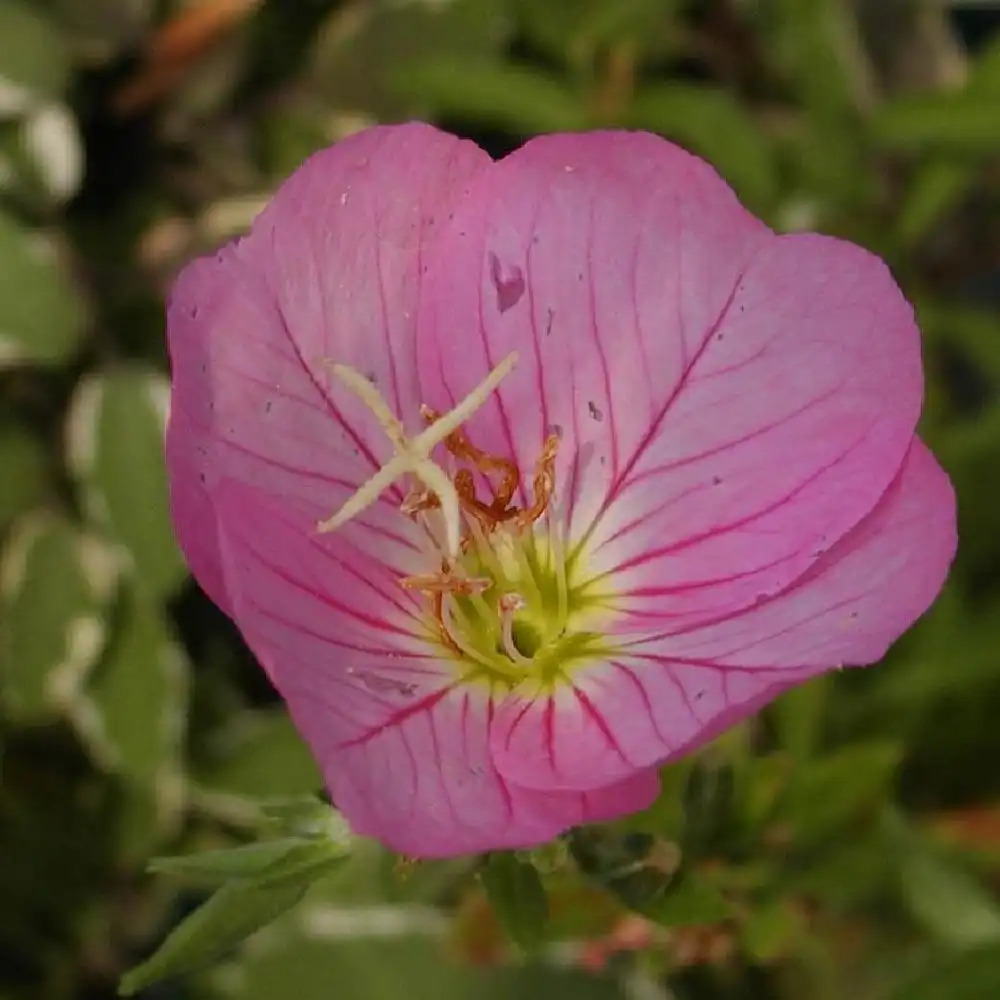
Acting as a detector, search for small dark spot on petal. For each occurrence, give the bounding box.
[198,472,206,483]
[712,475,722,485]
[600,455,606,466]
[189,305,199,319]
[489,252,525,313]
[694,690,705,701]
[549,423,563,438]
[848,611,859,620]
[545,308,554,336]
[264,400,272,413]
[588,401,603,422]
[716,333,725,341]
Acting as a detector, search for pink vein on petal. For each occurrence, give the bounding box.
[338,684,457,749]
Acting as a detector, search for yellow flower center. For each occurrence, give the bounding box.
[318,355,608,688]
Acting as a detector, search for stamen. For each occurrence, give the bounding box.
[466,516,508,587]
[514,432,560,530]
[316,352,518,557]
[548,501,569,634]
[499,593,533,666]
[441,594,511,674]
[423,407,520,514]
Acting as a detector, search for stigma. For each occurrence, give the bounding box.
[316,352,519,558]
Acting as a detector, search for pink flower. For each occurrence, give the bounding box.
[166,123,956,857]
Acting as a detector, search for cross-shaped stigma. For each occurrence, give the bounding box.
[315,352,519,558]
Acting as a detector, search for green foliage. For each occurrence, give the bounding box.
[480,853,549,951]
[2,1,1000,999]
[119,842,349,995]
[0,212,86,364]
[66,367,186,599]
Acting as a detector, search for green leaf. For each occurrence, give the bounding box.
[1,513,117,719]
[681,759,737,857]
[741,753,793,833]
[151,837,350,886]
[757,0,872,124]
[895,159,976,247]
[739,898,800,963]
[480,853,549,951]
[0,0,70,99]
[308,0,509,120]
[392,59,586,134]
[872,95,1000,152]
[771,674,828,759]
[780,740,902,843]
[260,796,349,842]
[119,841,347,995]
[886,946,1000,1000]
[513,0,683,68]
[639,872,731,928]
[887,813,1000,948]
[622,761,687,837]
[0,420,51,526]
[628,84,778,210]
[149,839,332,882]
[78,586,188,788]
[0,102,85,205]
[119,878,312,995]
[200,878,623,1000]
[0,210,87,367]
[65,366,187,599]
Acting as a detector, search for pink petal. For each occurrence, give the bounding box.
[414,132,922,632]
[166,123,490,614]
[644,437,956,667]
[214,479,658,855]
[417,130,766,520]
[489,438,954,791]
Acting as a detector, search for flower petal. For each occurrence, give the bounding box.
[166,123,490,612]
[416,130,766,522]
[646,437,957,667]
[214,479,658,855]
[414,132,922,631]
[490,437,954,791]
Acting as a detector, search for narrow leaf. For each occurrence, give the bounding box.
[120,842,347,994]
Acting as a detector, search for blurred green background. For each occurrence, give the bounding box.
[1,1,999,998]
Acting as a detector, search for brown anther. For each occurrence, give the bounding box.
[423,405,520,514]
[400,567,491,596]
[513,432,560,530]
[401,562,491,657]
[454,469,512,530]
